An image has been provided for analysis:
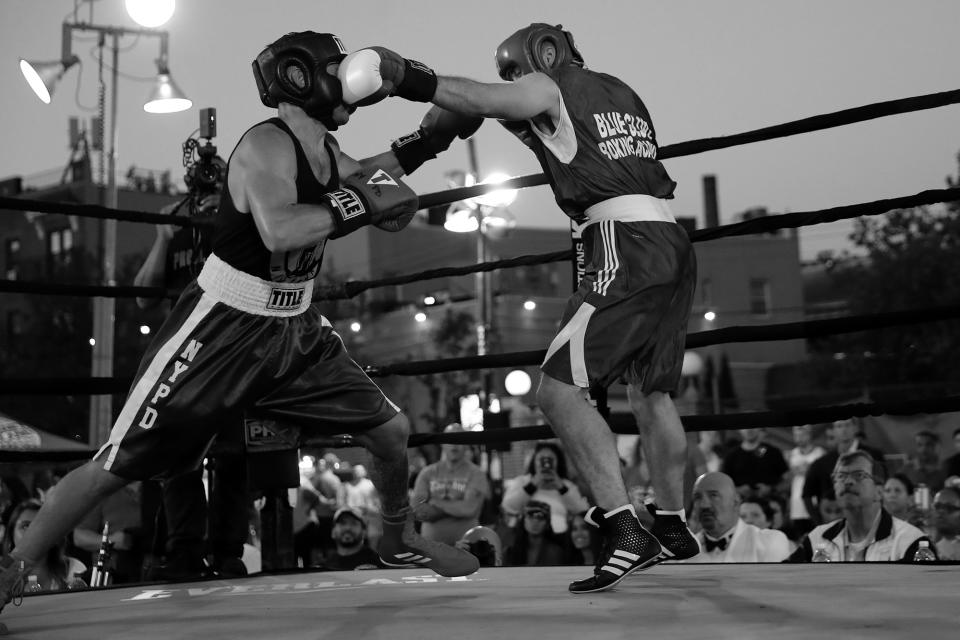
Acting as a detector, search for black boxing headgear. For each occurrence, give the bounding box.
[495,23,584,81]
[252,31,349,129]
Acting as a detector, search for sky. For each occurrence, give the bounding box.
[2,0,959,261]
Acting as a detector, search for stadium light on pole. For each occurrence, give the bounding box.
[20,11,191,443]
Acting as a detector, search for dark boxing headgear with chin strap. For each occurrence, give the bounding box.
[252,31,351,129]
[495,23,584,81]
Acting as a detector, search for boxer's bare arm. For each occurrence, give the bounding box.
[339,149,406,179]
[230,124,337,252]
[433,73,559,121]
[324,133,405,179]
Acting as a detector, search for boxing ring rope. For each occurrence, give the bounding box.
[1,87,959,460]
[2,84,959,300]
[365,304,960,376]
[2,84,959,292]
[8,392,960,465]
[2,186,958,301]
[4,300,960,396]
[414,87,960,208]
[0,195,205,226]
[315,186,960,300]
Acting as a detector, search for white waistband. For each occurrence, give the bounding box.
[584,195,676,225]
[197,254,314,316]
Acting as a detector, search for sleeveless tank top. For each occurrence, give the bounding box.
[212,117,339,283]
[529,66,676,222]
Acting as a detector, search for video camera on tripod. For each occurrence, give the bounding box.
[182,107,226,215]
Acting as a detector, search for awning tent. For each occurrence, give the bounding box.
[0,411,91,459]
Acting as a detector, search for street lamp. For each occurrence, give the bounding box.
[19,9,191,443]
[504,369,532,397]
[442,148,518,450]
[125,0,176,28]
[443,172,518,234]
[441,138,520,486]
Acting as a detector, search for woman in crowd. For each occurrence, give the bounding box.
[3,499,85,591]
[565,511,603,567]
[501,442,588,535]
[502,501,566,567]
[739,498,773,529]
[883,473,926,528]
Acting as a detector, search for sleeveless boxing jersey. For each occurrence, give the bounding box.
[530,66,676,222]
[212,117,339,282]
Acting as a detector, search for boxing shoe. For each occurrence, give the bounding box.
[213,555,248,579]
[378,507,480,577]
[0,556,29,615]
[569,505,662,595]
[646,503,701,561]
[143,549,213,582]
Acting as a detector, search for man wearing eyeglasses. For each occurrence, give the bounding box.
[788,450,934,562]
[802,418,887,526]
[931,487,960,560]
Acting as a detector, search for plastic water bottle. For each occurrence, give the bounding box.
[811,545,831,562]
[25,575,43,593]
[912,540,937,562]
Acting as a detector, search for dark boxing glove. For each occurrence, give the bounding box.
[339,47,437,106]
[324,166,419,238]
[498,119,536,150]
[391,106,484,175]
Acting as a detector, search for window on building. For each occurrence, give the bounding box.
[4,237,20,280]
[47,227,74,271]
[749,278,771,315]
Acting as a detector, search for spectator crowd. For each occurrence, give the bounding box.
[2,417,958,592]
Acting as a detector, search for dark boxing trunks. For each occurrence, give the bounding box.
[541,219,696,393]
[94,255,398,480]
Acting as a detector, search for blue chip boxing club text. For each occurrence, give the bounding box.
[593,111,658,161]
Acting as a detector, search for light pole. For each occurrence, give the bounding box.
[443,139,517,417]
[467,138,490,368]
[20,7,191,443]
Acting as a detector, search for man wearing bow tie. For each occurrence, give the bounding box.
[688,472,791,563]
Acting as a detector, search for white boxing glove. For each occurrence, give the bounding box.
[338,46,437,106]
[338,49,390,106]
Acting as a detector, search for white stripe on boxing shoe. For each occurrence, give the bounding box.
[573,548,661,595]
[395,553,431,564]
[601,549,642,575]
[656,547,680,560]
[381,552,433,567]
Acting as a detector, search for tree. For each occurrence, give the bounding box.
[812,151,960,399]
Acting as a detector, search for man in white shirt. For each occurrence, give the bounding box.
[687,472,791,563]
[788,451,932,562]
[803,418,886,525]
